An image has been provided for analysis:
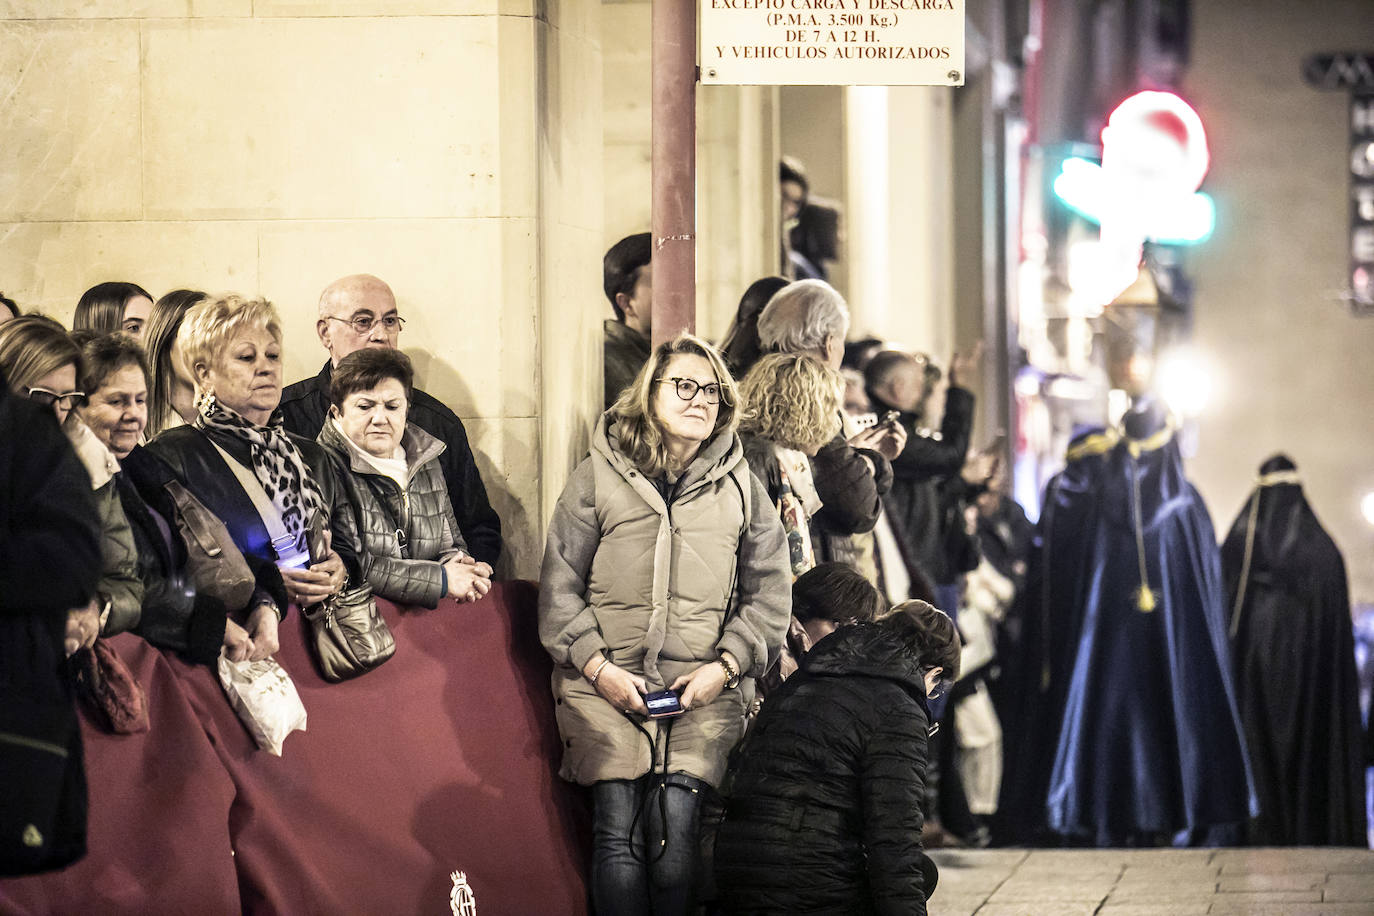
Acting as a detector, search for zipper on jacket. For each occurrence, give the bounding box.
[0,730,69,758]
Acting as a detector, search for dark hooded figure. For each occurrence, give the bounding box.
[993,425,1115,844]
[1044,400,1256,846]
[1221,454,1368,846]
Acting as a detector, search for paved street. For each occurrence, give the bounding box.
[928,847,1374,915]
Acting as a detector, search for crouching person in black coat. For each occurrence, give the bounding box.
[716,599,960,915]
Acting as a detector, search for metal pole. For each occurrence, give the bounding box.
[651,0,697,347]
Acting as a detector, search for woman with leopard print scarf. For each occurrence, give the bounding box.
[148,295,354,637]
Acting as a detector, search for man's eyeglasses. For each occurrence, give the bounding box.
[327,314,406,335]
[657,377,724,405]
[26,387,84,410]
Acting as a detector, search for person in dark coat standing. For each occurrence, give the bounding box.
[602,233,654,410]
[864,348,980,601]
[1222,454,1368,846]
[716,598,961,916]
[0,367,101,875]
[278,274,503,567]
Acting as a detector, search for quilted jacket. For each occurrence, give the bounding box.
[317,420,467,609]
[715,622,938,915]
[538,412,792,787]
[280,360,502,567]
[66,417,143,636]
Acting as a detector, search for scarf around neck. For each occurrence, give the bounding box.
[195,394,325,545]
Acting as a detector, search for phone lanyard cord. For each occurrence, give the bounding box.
[626,715,676,866]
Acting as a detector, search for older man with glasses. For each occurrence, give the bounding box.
[279,273,503,567]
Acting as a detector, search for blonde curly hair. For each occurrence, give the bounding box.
[737,352,842,455]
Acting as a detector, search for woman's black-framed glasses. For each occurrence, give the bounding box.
[25,386,84,410]
[657,377,723,405]
[327,314,406,335]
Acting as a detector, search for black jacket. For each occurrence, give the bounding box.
[145,425,348,610]
[603,318,651,411]
[716,623,937,915]
[280,361,502,567]
[873,387,976,584]
[810,431,892,538]
[0,384,99,875]
[114,446,235,665]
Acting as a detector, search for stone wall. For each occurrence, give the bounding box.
[0,1,604,578]
[1185,0,1374,603]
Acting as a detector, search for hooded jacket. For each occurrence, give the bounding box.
[715,623,938,915]
[317,419,468,608]
[539,413,791,787]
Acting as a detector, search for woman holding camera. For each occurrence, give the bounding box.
[539,333,791,916]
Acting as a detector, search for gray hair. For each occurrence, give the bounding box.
[756,279,850,356]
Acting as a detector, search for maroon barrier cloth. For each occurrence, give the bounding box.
[0,633,241,916]
[170,580,591,915]
[0,583,591,915]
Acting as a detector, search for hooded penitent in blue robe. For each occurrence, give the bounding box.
[995,426,1116,844]
[1044,403,1256,845]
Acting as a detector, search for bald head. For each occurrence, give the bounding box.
[316,274,402,366]
[865,349,935,414]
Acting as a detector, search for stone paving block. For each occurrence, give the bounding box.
[1323,872,1374,902]
[1208,889,1325,904]
[1214,847,1374,873]
[974,904,1100,916]
[932,867,1014,895]
[1105,880,1221,899]
[1217,871,1326,892]
[1096,905,1210,916]
[986,880,1112,903]
[1207,904,1374,916]
[1118,864,1220,881]
[925,895,985,916]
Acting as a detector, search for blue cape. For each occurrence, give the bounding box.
[1044,406,1256,844]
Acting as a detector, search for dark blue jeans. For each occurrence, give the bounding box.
[591,773,705,916]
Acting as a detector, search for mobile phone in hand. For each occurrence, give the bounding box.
[645,689,685,719]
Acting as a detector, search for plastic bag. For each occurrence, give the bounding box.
[216,653,307,756]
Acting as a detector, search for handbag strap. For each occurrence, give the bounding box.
[209,439,308,567]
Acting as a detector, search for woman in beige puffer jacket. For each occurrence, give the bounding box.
[539,333,790,916]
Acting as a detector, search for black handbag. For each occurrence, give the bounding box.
[301,583,396,683]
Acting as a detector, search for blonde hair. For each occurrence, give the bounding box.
[176,295,282,393]
[0,315,83,392]
[737,352,842,454]
[610,332,740,476]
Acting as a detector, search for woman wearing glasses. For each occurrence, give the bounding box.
[539,333,791,916]
[716,599,959,915]
[0,316,143,652]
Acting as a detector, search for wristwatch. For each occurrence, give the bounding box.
[718,654,741,690]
